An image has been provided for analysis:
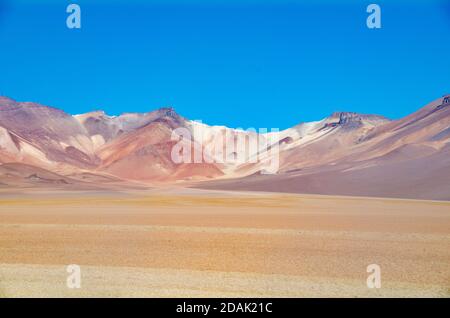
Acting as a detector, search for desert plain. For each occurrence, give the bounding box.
[0,188,449,298]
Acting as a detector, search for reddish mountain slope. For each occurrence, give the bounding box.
[0,94,449,199]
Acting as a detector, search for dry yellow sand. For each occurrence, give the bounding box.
[0,189,449,297]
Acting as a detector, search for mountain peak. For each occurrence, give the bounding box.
[157,107,177,117]
[329,111,388,121]
[75,110,107,117]
[322,111,389,130]
[151,106,185,129]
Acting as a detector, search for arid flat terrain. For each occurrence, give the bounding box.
[0,188,449,297]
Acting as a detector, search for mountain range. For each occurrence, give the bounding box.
[0,94,449,200]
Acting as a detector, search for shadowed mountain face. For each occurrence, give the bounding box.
[0,97,98,169]
[0,95,449,199]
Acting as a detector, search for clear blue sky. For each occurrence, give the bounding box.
[0,0,449,129]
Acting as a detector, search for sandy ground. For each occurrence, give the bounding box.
[0,188,449,297]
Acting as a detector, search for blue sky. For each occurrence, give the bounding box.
[0,0,449,129]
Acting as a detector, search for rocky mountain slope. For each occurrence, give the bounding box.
[0,94,449,199]
[197,95,450,200]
